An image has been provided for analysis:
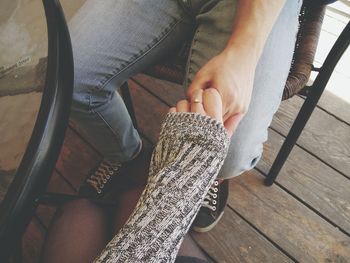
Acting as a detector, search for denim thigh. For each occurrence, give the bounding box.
[182,0,302,178]
[69,0,193,162]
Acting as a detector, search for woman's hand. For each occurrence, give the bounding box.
[187,47,255,129]
[169,88,241,137]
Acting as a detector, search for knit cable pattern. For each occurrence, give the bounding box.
[95,112,230,263]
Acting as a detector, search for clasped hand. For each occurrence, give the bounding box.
[170,88,241,137]
[184,48,256,135]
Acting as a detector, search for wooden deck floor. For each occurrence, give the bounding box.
[22,74,350,263]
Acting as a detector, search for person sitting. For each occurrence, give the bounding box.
[69,0,302,232]
[41,88,240,262]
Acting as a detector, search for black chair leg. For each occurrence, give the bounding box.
[265,21,350,186]
[264,89,320,186]
[120,81,139,131]
[13,238,22,263]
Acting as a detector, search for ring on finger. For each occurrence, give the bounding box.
[192,98,202,104]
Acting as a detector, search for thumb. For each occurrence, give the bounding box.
[203,88,223,122]
[187,73,209,98]
[224,113,242,137]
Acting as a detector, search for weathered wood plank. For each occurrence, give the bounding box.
[55,127,102,191]
[36,171,77,229]
[271,96,350,177]
[229,170,350,263]
[132,74,185,107]
[128,79,169,143]
[46,170,77,194]
[191,207,292,263]
[22,217,45,263]
[0,171,13,202]
[317,90,350,125]
[68,121,102,155]
[258,129,350,234]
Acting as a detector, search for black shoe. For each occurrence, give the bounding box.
[192,179,229,233]
[78,159,123,198]
[78,142,153,199]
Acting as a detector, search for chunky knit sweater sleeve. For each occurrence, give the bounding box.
[94,112,230,263]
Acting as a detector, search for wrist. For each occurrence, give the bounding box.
[221,44,260,73]
[224,0,286,64]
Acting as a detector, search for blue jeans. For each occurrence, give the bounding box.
[69,0,302,179]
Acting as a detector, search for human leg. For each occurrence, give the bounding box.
[69,0,197,196]
[109,183,210,262]
[176,234,210,262]
[186,0,302,231]
[69,0,194,163]
[217,0,303,179]
[181,0,301,178]
[40,199,110,263]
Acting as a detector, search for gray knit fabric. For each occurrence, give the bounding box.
[94,112,230,263]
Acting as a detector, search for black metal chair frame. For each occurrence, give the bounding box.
[264,20,349,185]
[0,0,74,260]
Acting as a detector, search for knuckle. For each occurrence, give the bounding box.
[228,88,237,100]
[177,100,185,107]
[187,85,198,96]
[242,105,249,115]
[205,88,218,96]
[236,103,248,115]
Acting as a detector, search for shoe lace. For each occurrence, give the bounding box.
[86,160,121,194]
[201,180,219,211]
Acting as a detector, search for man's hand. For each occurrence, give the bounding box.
[187,46,255,125]
[187,0,286,126]
[170,88,241,137]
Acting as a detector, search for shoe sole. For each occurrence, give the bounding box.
[192,211,224,233]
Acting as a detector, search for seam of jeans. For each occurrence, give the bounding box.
[185,27,201,88]
[184,0,223,89]
[84,13,189,158]
[177,0,195,18]
[91,106,124,152]
[87,85,126,153]
[85,16,186,152]
[97,16,186,92]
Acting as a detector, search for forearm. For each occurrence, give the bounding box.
[225,0,287,63]
[94,113,230,263]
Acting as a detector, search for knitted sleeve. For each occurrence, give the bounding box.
[94,112,230,263]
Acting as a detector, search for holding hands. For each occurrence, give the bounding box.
[169,88,242,137]
[186,47,256,130]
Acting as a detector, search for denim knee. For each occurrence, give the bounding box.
[217,139,263,179]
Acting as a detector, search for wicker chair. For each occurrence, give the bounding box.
[120,0,334,185]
